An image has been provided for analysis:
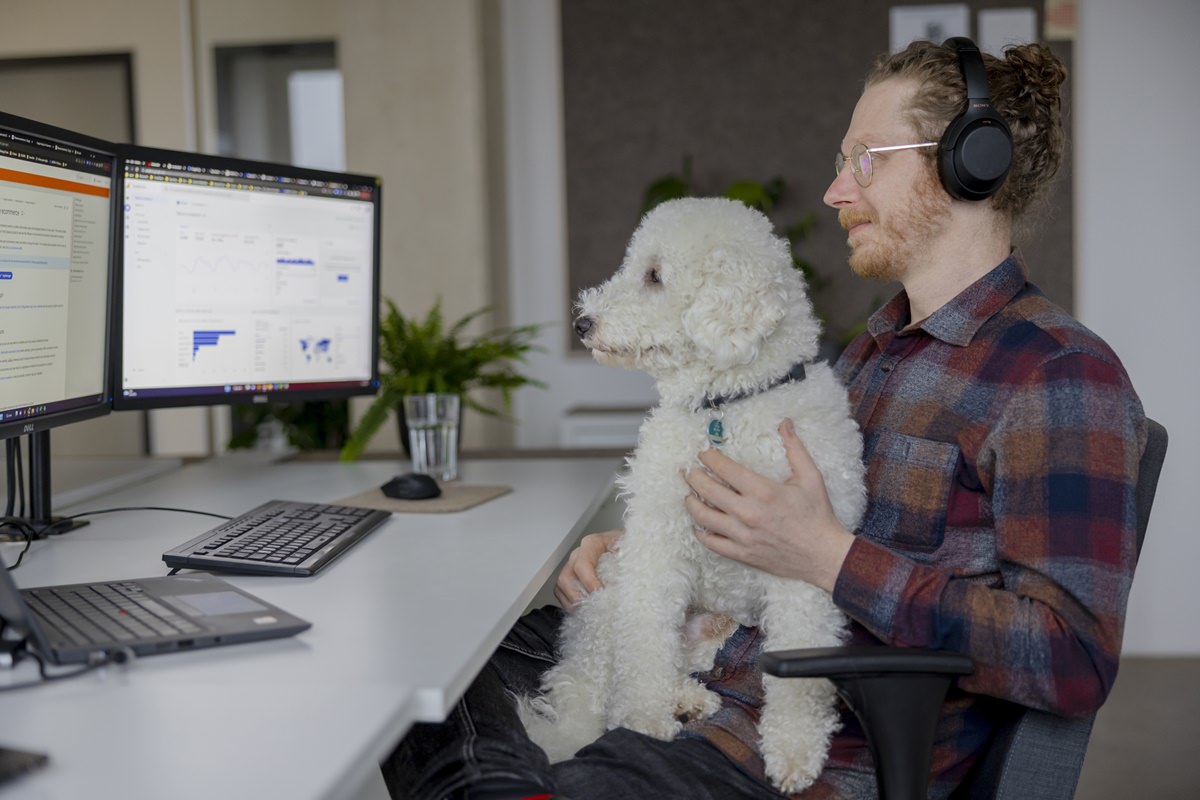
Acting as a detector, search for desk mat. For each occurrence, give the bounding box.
[334,484,512,514]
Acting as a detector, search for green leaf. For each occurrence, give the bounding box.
[339,384,402,461]
[723,177,784,213]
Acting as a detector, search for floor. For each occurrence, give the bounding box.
[1076,656,1200,798]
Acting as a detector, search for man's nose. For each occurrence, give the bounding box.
[823,165,858,209]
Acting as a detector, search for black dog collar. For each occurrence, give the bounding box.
[699,362,808,411]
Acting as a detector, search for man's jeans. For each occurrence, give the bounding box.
[380,606,787,800]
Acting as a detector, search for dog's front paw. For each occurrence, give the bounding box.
[672,678,722,722]
[758,699,834,794]
[760,731,825,795]
[757,675,841,792]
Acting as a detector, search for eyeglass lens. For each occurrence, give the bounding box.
[835,144,873,187]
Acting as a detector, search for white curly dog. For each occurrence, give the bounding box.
[520,197,866,793]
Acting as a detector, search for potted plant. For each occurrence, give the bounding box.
[339,298,545,461]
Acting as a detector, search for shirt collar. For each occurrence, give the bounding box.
[867,254,1029,347]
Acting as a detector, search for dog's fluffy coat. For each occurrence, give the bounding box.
[520,198,866,793]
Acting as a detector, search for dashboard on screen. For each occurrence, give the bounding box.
[0,110,114,441]
[111,147,381,410]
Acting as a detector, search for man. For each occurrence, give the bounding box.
[384,38,1145,799]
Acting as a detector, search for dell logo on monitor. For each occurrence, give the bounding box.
[22,423,35,433]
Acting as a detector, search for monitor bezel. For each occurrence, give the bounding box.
[109,144,382,412]
[0,109,116,443]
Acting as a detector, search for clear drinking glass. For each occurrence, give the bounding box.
[403,393,460,481]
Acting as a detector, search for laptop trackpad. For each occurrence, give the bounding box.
[163,591,267,617]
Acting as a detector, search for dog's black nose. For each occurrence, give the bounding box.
[574,316,595,340]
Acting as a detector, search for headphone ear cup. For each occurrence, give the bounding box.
[938,114,1013,200]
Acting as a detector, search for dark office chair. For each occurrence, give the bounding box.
[763,417,1169,800]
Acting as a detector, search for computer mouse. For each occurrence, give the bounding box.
[381,472,442,500]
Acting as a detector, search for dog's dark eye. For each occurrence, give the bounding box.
[645,266,662,286]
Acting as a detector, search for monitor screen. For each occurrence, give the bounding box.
[0,110,114,443]
[111,146,381,410]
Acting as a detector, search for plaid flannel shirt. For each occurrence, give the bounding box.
[683,255,1146,798]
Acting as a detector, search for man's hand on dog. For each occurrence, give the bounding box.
[683,419,855,593]
[556,529,622,610]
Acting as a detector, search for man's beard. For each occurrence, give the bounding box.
[840,168,950,282]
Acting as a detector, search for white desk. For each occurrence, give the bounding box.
[0,453,620,800]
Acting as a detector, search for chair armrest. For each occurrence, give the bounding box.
[762,646,974,800]
[761,644,974,679]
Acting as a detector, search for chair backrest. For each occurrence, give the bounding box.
[954,417,1169,800]
[1134,418,1169,560]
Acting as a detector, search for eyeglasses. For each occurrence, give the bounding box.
[834,142,938,187]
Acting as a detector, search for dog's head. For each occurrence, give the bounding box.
[574,198,819,390]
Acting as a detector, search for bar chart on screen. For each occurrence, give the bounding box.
[192,329,238,360]
[176,321,248,378]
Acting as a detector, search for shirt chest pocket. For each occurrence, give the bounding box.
[860,431,961,551]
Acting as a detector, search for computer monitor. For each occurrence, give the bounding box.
[0,110,116,536]
[111,145,381,413]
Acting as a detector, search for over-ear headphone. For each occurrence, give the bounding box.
[938,37,1013,201]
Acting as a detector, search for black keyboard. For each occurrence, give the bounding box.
[162,500,391,577]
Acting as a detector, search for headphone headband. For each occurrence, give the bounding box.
[944,37,991,103]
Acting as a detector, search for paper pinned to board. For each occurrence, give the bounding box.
[889,4,969,53]
[979,8,1038,55]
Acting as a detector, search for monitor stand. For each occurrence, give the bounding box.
[2,431,90,540]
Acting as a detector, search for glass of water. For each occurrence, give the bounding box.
[403,393,460,481]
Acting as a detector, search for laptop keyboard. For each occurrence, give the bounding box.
[25,582,202,647]
[162,500,391,577]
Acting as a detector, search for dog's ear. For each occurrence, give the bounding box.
[681,247,788,368]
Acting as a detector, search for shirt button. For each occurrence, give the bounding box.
[711,666,727,680]
[880,360,894,373]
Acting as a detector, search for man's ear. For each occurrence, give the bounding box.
[681,250,786,368]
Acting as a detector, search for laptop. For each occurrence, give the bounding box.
[0,566,310,666]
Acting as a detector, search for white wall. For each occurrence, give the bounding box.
[504,0,1198,655]
[1076,0,1198,655]
[502,0,656,450]
[337,0,504,452]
